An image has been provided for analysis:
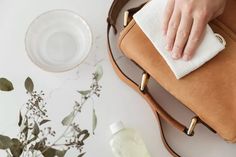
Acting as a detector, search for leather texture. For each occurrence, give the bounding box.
[118,0,236,142]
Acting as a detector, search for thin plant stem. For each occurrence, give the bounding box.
[38,91,95,156]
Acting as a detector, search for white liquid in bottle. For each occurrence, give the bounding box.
[109,121,151,157]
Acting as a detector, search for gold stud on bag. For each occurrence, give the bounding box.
[123,11,130,27]
[140,72,150,92]
[107,0,236,156]
[186,117,199,136]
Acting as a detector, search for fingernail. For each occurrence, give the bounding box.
[165,44,171,51]
[183,55,190,61]
[172,53,180,59]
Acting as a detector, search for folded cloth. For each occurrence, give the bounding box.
[133,0,225,79]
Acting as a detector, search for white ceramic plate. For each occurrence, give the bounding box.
[25,10,92,72]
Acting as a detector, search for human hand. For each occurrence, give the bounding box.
[162,0,227,61]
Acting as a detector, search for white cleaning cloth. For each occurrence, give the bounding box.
[133,0,225,79]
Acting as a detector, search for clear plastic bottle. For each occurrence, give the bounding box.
[109,121,151,157]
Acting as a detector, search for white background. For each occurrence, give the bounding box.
[0,0,235,157]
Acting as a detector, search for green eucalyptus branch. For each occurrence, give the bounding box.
[39,66,103,156]
[0,66,103,157]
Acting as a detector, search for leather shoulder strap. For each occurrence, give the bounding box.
[107,0,182,157]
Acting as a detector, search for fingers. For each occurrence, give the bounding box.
[165,9,181,51]
[182,17,207,61]
[171,15,193,59]
[163,0,209,61]
[162,0,175,35]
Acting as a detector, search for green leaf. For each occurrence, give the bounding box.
[20,118,28,138]
[0,78,14,91]
[32,122,40,136]
[77,90,91,96]
[78,152,86,157]
[18,111,23,127]
[39,119,51,126]
[55,150,67,157]
[9,138,23,157]
[92,108,97,134]
[25,77,34,93]
[94,66,103,81]
[61,112,74,126]
[34,139,46,150]
[0,135,12,149]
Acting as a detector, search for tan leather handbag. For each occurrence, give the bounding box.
[107,0,236,156]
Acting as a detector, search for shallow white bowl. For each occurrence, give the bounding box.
[25,10,92,72]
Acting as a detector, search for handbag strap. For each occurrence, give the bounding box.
[107,0,184,157]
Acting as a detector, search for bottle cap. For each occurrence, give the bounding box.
[110,121,125,135]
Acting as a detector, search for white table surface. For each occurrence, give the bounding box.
[0,0,235,157]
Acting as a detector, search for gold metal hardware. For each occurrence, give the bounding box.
[187,117,199,136]
[140,72,150,92]
[124,11,130,27]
